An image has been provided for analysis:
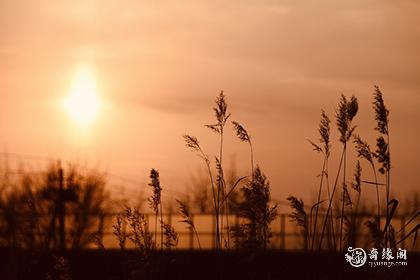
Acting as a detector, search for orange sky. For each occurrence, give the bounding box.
[1,0,419,207]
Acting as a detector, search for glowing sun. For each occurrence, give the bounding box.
[64,67,101,126]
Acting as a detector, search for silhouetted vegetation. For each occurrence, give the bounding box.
[232,167,277,250]
[0,87,419,280]
[289,86,420,254]
[0,162,110,250]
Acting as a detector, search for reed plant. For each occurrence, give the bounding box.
[206,91,231,247]
[308,110,334,250]
[342,161,363,248]
[300,86,420,251]
[113,212,127,250]
[183,91,233,249]
[232,167,277,251]
[124,207,154,255]
[148,169,163,249]
[353,134,380,222]
[372,85,391,246]
[232,121,254,178]
[183,134,219,248]
[287,196,308,250]
[160,220,179,249]
[176,199,202,249]
[318,94,358,251]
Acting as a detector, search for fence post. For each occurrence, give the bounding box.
[401,216,405,249]
[280,214,286,250]
[212,213,216,249]
[189,214,194,249]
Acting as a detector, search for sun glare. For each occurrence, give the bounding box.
[64,67,101,126]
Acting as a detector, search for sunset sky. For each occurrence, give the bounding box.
[1,0,419,206]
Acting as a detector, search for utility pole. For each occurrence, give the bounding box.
[58,165,65,251]
[44,161,76,251]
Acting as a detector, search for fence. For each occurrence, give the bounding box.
[101,212,420,251]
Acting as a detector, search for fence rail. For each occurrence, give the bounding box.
[101,212,419,251]
[0,211,418,251]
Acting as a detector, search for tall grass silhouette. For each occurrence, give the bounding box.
[308,110,333,250]
[232,121,254,178]
[148,169,163,249]
[232,166,277,250]
[287,196,308,250]
[314,94,359,251]
[177,199,201,249]
[183,91,277,251]
[287,86,420,252]
[1,87,419,280]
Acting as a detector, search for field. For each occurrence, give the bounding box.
[1,249,419,280]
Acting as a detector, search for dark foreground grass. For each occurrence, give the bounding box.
[1,249,419,280]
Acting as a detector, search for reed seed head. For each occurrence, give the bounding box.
[373,85,389,135]
[342,183,353,207]
[176,199,195,229]
[319,110,331,156]
[374,136,390,174]
[183,134,201,152]
[353,134,373,165]
[232,121,251,142]
[351,160,362,194]
[206,91,231,134]
[336,94,358,143]
[287,196,307,230]
[160,220,179,248]
[148,168,162,213]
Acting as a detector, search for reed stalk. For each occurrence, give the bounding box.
[319,94,358,251]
